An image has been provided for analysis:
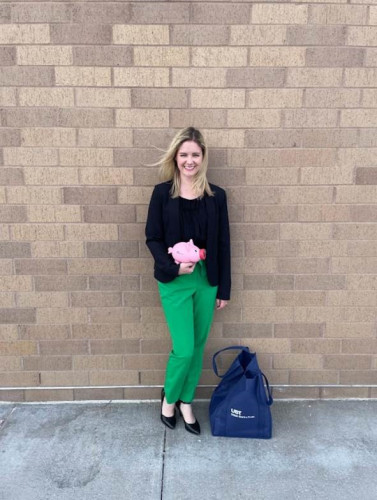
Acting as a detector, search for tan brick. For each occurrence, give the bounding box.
[0,340,36,356]
[0,261,12,275]
[134,47,189,66]
[245,130,299,149]
[0,24,50,44]
[290,371,339,385]
[306,90,360,109]
[73,355,123,371]
[347,241,377,257]
[113,148,160,167]
[0,206,26,222]
[58,109,114,128]
[130,2,189,23]
[0,357,21,371]
[348,27,377,46]
[19,87,74,106]
[252,4,308,24]
[68,259,120,276]
[0,294,14,308]
[122,258,153,275]
[133,169,159,187]
[230,25,286,45]
[72,3,130,23]
[246,89,303,112]
[321,387,369,399]
[249,47,305,67]
[242,307,293,323]
[90,276,139,292]
[310,5,367,25]
[0,243,31,259]
[39,340,88,356]
[201,129,245,148]
[192,47,247,67]
[0,372,39,387]
[2,109,58,128]
[0,89,16,106]
[298,205,350,222]
[86,242,138,259]
[90,339,140,354]
[12,2,72,22]
[231,223,279,241]
[302,129,358,149]
[340,371,377,385]
[17,292,68,308]
[245,241,297,258]
[116,109,169,128]
[51,24,111,44]
[287,26,346,45]
[31,241,84,259]
[15,259,67,275]
[78,129,132,148]
[21,128,75,147]
[274,323,323,338]
[356,168,377,185]
[12,224,64,241]
[324,355,371,370]
[37,308,87,324]
[190,90,244,109]
[25,389,74,402]
[17,46,72,65]
[4,148,57,167]
[298,241,346,258]
[41,371,89,386]
[75,88,131,108]
[23,356,72,371]
[0,66,54,86]
[79,168,133,186]
[88,371,138,386]
[172,68,226,88]
[245,206,297,223]
[287,68,342,87]
[0,46,15,65]
[63,187,116,205]
[113,68,169,87]
[73,46,132,66]
[118,187,153,205]
[28,206,80,223]
[34,276,86,292]
[123,354,167,371]
[60,148,113,167]
[113,25,169,45]
[83,206,134,224]
[0,168,22,186]
[56,67,111,87]
[66,223,118,241]
[170,110,227,129]
[192,3,250,24]
[0,130,20,148]
[342,339,377,355]
[169,24,224,46]
[24,167,78,186]
[131,89,188,109]
[276,291,326,307]
[71,292,121,308]
[273,354,323,370]
[229,109,280,128]
[72,325,122,340]
[0,277,31,293]
[227,68,285,88]
[291,339,340,354]
[90,307,139,324]
[341,109,377,127]
[301,166,354,185]
[334,223,377,240]
[306,47,364,67]
[362,90,377,107]
[118,224,144,241]
[222,322,272,339]
[246,168,299,186]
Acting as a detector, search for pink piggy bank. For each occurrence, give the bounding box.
[168,239,206,264]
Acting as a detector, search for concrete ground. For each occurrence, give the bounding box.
[0,400,376,500]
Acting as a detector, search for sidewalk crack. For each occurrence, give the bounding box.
[160,428,167,500]
[0,405,17,434]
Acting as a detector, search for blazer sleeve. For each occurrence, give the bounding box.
[217,189,231,301]
[145,185,180,278]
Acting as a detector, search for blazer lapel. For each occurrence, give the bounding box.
[205,195,216,244]
[168,196,180,240]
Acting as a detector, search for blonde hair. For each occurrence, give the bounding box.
[157,127,214,198]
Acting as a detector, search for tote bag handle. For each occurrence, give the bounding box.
[259,372,273,406]
[212,345,250,378]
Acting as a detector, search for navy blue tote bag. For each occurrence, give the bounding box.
[209,346,273,439]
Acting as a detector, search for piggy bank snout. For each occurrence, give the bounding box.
[199,249,206,260]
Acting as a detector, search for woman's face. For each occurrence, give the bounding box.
[175,140,203,180]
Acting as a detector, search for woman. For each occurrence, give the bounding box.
[145,127,231,435]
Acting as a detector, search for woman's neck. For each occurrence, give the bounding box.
[179,178,197,199]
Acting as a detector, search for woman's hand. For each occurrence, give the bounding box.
[178,262,196,275]
[216,299,228,310]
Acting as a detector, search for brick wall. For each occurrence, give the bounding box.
[1,1,377,402]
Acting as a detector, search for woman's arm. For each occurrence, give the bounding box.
[145,186,180,277]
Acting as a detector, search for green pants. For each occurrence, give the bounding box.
[158,261,218,404]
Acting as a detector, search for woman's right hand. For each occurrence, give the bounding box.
[178,262,196,275]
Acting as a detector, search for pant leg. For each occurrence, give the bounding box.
[179,262,218,403]
[158,275,196,404]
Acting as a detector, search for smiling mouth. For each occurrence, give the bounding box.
[184,165,196,170]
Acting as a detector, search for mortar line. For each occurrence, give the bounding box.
[160,428,167,500]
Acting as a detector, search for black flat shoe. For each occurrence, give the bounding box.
[176,400,201,435]
[161,388,176,430]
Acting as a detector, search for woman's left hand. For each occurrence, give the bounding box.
[216,299,228,310]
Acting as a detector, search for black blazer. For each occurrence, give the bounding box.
[145,181,231,300]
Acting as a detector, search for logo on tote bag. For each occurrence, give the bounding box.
[230,408,255,419]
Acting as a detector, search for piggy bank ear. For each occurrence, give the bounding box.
[168,247,173,254]
[189,239,193,244]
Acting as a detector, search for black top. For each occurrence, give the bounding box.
[145,181,231,300]
[179,196,207,250]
